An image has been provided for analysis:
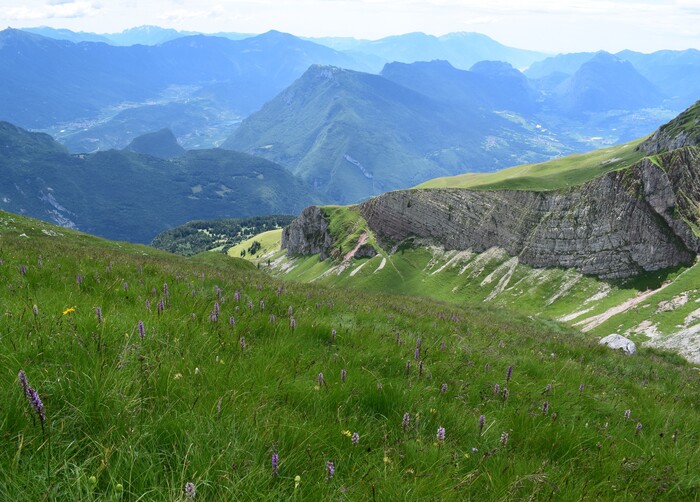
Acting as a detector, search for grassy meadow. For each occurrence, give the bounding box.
[1,210,699,500]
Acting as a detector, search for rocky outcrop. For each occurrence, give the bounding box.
[281,206,334,260]
[356,148,700,279]
[599,334,637,355]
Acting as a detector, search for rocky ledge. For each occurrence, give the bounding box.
[283,147,700,280]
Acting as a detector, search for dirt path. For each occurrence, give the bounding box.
[344,233,368,262]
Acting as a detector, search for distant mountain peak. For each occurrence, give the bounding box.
[124,128,185,159]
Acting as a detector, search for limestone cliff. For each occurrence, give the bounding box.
[283,147,700,279]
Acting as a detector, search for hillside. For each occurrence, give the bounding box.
[0,122,323,243]
[224,64,571,203]
[2,208,699,500]
[240,102,700,365]
[151,215,295,256]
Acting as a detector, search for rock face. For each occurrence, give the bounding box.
[281,206,334,260]
[599,334,637,355]
[357,148,700,279]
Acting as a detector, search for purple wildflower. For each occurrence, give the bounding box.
[440,383,448,394]
[290,317,296,330]
[184,482,195,500]
[123,281,129,291]
[216,286,221,298]
[271,452,279,476]
[287,305,293,316]
[341,368,347,383]
[478,415,485,435]
[414,348,420,361]
[317,372,325,386]
[214,302,220,315]
[543,401,549,415]
[247,300,253,310]
[32,305,39,316]
[494,383,500,394]
[624,409,631,421]
[163,283,169,298]
[76,274,83,285]
[351,432,360,445]
[95,306,103,323]
[269,314,276,323]
[326,461,335,479]
[545,383,552,393]
[138,320,145,341]
[419,360,424,376]
[402,412,410,431]
[436,426,445,443]
[259,300,265,311]
[331,328,336,341]
[506,365,513,383]
[18,371,45,428]
[440,340,446,350]
[145,299,151,312]
[20,265,27,276]
[405,360,411,375]
[239,337,246,351]
[636,422,643,436]
[209,313,218,322]
[234,291,240,302]
[579,383,585,393]
[502,388,509,401]
[18,370,29,397]
[416,338,422,349]
[229,316,235,325]
[157,299,165,315]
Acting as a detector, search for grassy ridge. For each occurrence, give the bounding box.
[417,138,645,190]
[1,211,699,500]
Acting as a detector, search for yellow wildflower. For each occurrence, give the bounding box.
[341,430,352,438]
[62,307,75,315]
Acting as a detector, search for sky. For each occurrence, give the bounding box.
[1,0,699,53]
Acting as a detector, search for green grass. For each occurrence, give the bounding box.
[417,138,645,191]
[2,210,699,500]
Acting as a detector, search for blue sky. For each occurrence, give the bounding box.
[1,0,698,53]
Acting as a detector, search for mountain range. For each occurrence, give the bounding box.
[0,122,323,243]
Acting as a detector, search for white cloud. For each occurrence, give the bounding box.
[6,1,98,20]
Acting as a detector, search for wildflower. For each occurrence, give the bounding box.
[163,283,169,298]
[436,426,445,443]
[18,371,45,428]
[240,337,246,351]
[76,274,83,285]
[317,372,325,386]
[342,430,352,437]
[506,365,513,383]
[290,317,296,330]
[376,382,383,390]
[260,300,265,311]
[502,388,509,401]
[183,481,195,500]
[294,475,301,489]
[145,299,151,312]
[247,300,253,310]
[500,431,509,447]
[230,316,235,325]
[20,265,27,276]
[157,299,165,315]
[636,422,643,436]
[545,383,552,393]
[624,409,631,421]
[138,320,145,341]
[287,305,293,316]
[494,383,500,394]
[18,370,29,397]
[419,360,424,376]
[416,338,422,349]
[402,412,410,431]
[579,383,585,393]
[414,348,420,360]
[351,432,360,445]
[123,281,128,291]
[478,415,485,435]
[32,305,38,316]
[214,302,220,315]
[271,452,279,476]
[209,313,217,322]
[331,328,336,341]
[326,460,335,479]
[543,401,549,415]
[484,363,490,372]
[269,314,275,323]
[405,360,411,375]
[234,291,240,302]
[440,341,446,350]
[62,307,75,316]
[341,368,347,383]
[216,286,221,298]
[672,429,679,442]
[440,383,448,394]
[95,307,103,323]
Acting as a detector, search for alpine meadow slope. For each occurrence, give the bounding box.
[1,205,699,500]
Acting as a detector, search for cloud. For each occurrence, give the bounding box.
[6,1,99,20]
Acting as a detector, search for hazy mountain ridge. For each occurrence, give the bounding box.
[0,123,324,242]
